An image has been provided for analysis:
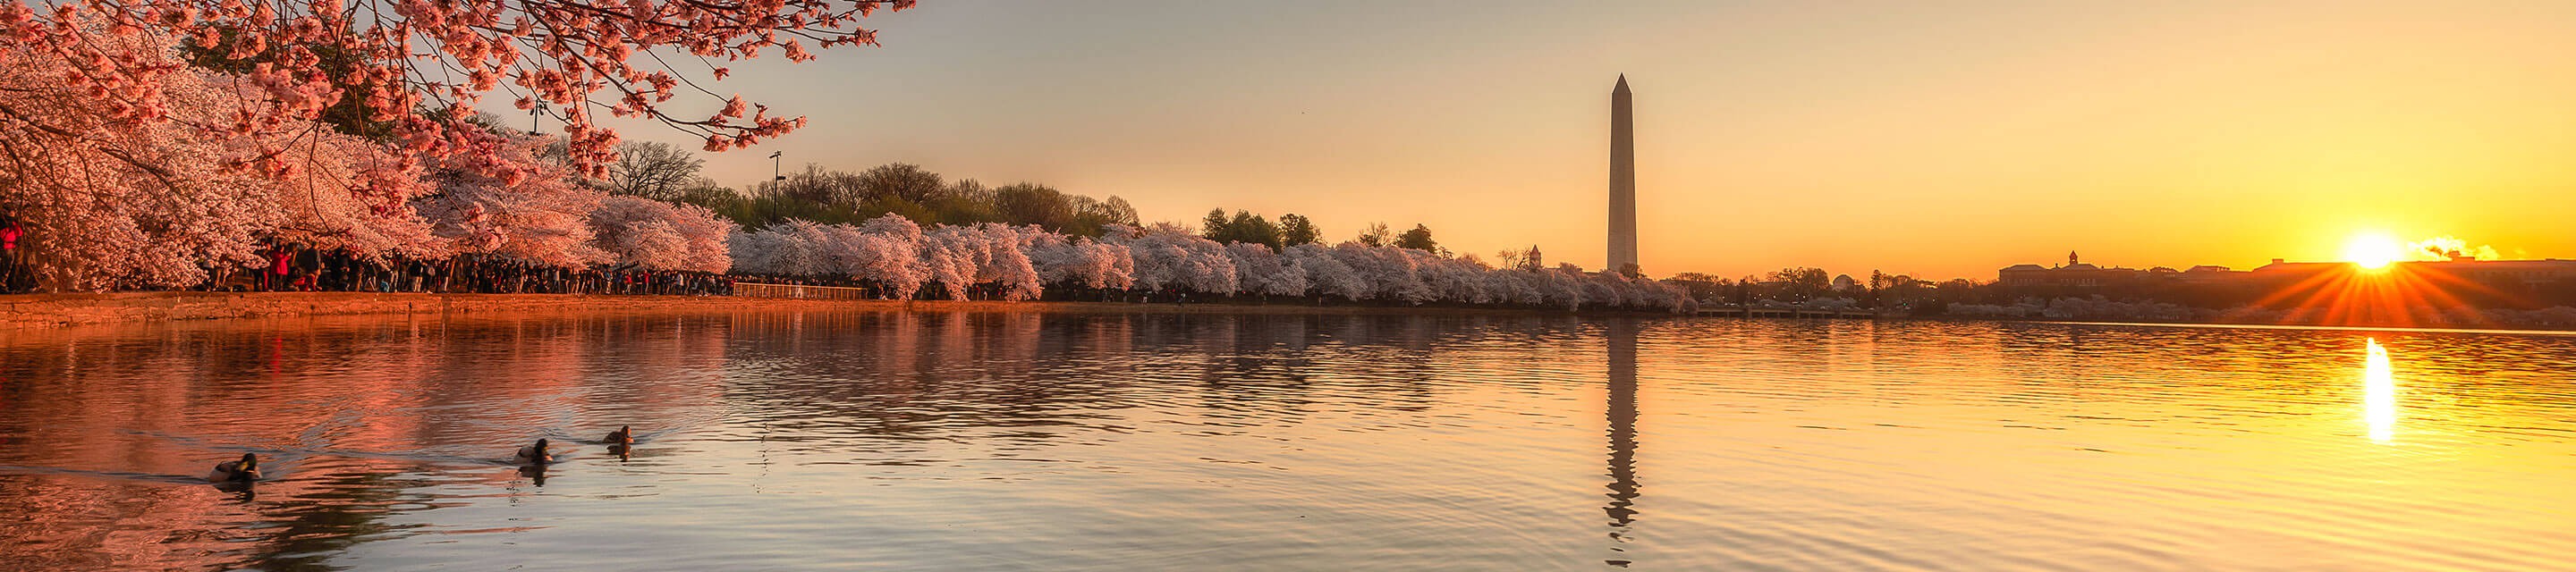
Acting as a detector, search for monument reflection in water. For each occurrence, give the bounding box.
[1,311,2573,570]
[1603,320,1641,568]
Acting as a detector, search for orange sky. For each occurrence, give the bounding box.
[570,1,2576,281]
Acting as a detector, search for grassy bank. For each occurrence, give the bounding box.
[0,291,1608,329]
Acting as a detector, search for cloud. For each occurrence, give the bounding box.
[2407,235,2502,261]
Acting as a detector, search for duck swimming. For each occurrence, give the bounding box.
[207,453,260,483]
[604,425,634,446]
[513,439,553,465]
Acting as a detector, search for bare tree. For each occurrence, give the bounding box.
[604,141,706,202]
[855,163,945,205]
[1355,223,1392,248]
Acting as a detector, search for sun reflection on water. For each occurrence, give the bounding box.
[2365,338,2396,442]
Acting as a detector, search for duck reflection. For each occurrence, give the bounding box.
[213,480,258,502]
[2364,338,2396,443]
[1604,320,1641,568]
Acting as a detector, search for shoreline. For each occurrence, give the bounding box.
[4,292,2568,334]
[0,291,1616,329]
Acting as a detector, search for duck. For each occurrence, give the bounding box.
[207,452,260,483]
[513,438,553,465]
[604,425,634,446]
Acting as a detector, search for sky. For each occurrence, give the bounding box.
[568,1,2576,281]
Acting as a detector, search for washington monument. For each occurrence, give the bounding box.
[1608,75,1640,276]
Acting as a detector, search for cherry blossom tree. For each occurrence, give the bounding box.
[1227,241,1305,298]
[1,0,921,178]
[0,53,238,289]
[589,194,733,272]
[1329,242,1428,303]
[1109,223,1235,295]
[911,223,1037,300]
[0,25,435,290]
[266,128,445,262]
[1280,244,1358,301]
[978,224,1043,300]
[723,226,781,275]
[1415,252,1492,305]
[1025,231,1125,290]
[852,214,926,298]
[914,228,972,299]
[663,200,737,273]
[1487,267,1549,307]
[414,131,610,268]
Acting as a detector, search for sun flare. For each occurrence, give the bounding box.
[2342,233,2405,270]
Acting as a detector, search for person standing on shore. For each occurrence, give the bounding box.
[267,247,292,292]
[0,214,21,293]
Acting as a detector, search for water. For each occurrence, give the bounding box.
[2,310,2572,570]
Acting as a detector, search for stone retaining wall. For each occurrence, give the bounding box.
[0,292,1583,329]
[0,292,903,329]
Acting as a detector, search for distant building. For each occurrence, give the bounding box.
[1996,256,2148,287]
[2001,253,2576,291]
[1831,274,1858,291]
[2253,257,2576,288]
[2419,258,2576,286]
[1998,264,2051,284]
[2178,265,2244,283]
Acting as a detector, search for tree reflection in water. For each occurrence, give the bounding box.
[0,312,728,570]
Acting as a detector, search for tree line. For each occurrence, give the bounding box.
[727,215,1693,312]
[596,143,1146,237]
[0,12,1699,313]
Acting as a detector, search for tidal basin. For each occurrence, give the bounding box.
[2,310,2571,570]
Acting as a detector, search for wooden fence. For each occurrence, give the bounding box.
[731,282,877,300]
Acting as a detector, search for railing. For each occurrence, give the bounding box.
[731,282,878,300]
[1695,305,1879,319]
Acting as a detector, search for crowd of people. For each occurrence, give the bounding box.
[191,247,735,297]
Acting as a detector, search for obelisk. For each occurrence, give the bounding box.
[1608,75,1639,276]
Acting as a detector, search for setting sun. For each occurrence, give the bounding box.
[2343,233,2406,269]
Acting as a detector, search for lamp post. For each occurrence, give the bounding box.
[529,101,547,136]
[767,151,786,194]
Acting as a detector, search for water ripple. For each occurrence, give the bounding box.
[0,312,2569,570]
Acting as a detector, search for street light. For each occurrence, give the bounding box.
[769,151,784,181]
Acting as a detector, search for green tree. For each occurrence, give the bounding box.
[1201,208,1233,240]
[1092,197,1140,226]
[1066,196,1138,237]
[1199,209,1286,249]
[1394,224,1436,251]
[1278,214,1320,246]
[1767,267,1833,300]
[994,182,1076,231]
[928,193,1000,225]
[860,195,937,226]
[670,178,740,210]
[1229,211,1283,249]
